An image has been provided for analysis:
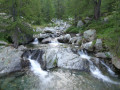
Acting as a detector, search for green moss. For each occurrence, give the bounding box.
[53,58,58,66]
[91,40,96,47]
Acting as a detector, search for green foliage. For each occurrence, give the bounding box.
[0,0,34,46]
[65,0,120,57]
[65,26,80,33]
[0,0,120,56]
[82,14,120,57]
[91,40,96,47]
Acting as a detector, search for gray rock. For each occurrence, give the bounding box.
[75,37,82,45]
[36,27,44,32]
[112,56,120,69]
[77,20,84,28]
[43,46,89,70]
[104,17,109,22]
[57,47,89,70]
[44,27,55,34]
[70,37,82,45]
[0,46,23,76]
[69,37,78,44]
[43,48,58,69]
[76,33,81,37]
[58,34,71,43]
[18,45,27,50]
[84,29,96,42]
[95,52,111,59]
[39,33,50,39]
[90,57,100,65]
[0,13,6,16]
[84,17,91,23]
[81,41,93,51]
[41,38,52,44]
[95,39,103,52]
[22,49,46,70]
[0,41,8,45]
[57,35,64,43]
[64,34,71,41]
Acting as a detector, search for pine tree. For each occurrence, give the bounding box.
[0,0,33,48]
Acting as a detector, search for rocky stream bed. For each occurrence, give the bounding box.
[0,20,120,90]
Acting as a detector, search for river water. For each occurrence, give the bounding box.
[0,39,120,90]
[0,68,120,90]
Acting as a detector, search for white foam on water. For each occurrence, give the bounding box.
[49,38,61,47]
[89,64,119,84]
[28,57,52,83]
[32,38,39,44]
[100,61,117,77]
[78,50,120,84]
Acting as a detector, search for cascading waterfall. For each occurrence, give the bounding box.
[100,60,117,77]
[32,38,39,44]
[78,50,119,84]
[28,56,52,83]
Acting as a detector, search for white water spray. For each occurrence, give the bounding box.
[100,60,117,77]
[28,56,52,83]
[78,50,119,84]
[32,38,39,44]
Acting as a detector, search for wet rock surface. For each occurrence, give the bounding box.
[22,49,46,70]
[22,45,89,71]
[0,46,26,76]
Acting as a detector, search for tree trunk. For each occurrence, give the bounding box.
[13,27,19,49]
[94,0,101,20]
[12,0,16,21]
[12,0,19,48]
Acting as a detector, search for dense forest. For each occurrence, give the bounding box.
[0,0,120,56]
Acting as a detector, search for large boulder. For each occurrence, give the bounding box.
[0,41,8,45]
[77,20,84,28]
[112,56,120,69]
[58,34,71,43]
[83,29,96,42]
[42,46,89,70]
[0,46,25,76]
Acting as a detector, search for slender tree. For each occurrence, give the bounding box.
[94,0,101,20]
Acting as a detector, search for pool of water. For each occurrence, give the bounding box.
[0,68,120,90]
